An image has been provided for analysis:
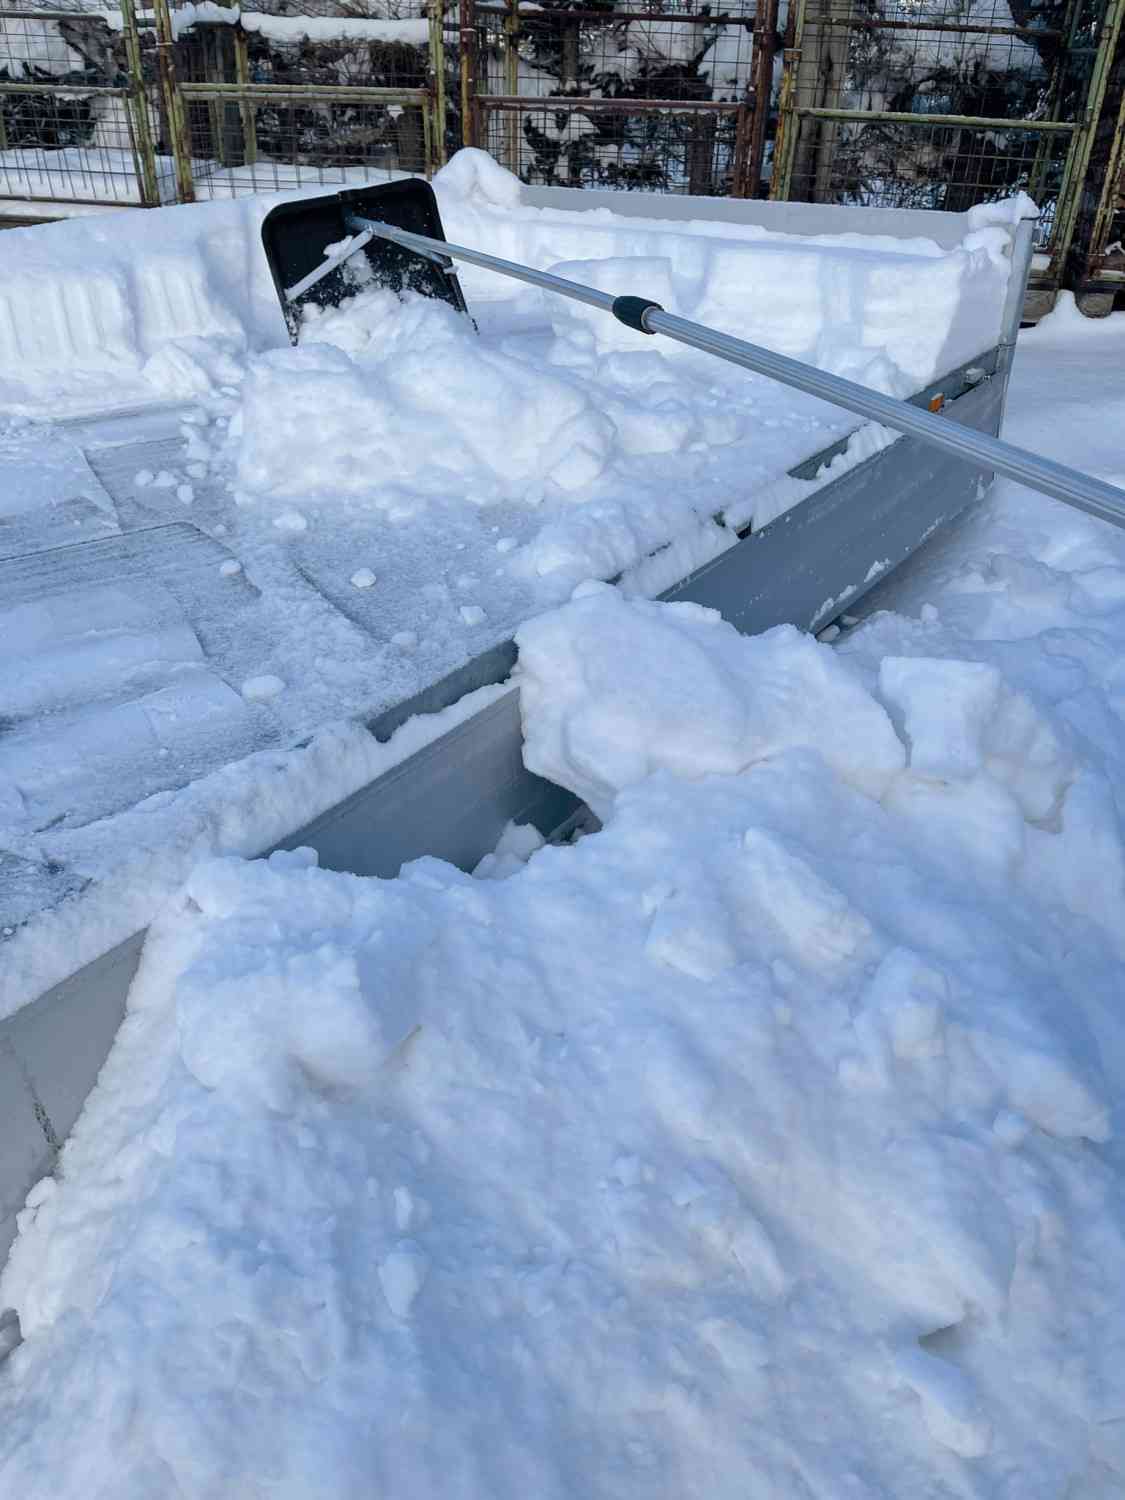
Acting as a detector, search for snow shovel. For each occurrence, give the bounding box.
[260,189,1125,530]
[261,179,469,344]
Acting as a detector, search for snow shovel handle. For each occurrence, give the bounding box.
[346,213,1125,534]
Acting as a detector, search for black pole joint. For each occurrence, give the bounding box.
[612,295,663,333]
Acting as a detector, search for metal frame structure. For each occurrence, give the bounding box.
[0,0,449,212]
[2,0,1124,303]
[0,1,163,208]
[768,0,1125,297]
[458,0,769,197]
[1067,11,1125,312]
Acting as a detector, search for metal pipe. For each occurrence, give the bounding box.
[428,0,447,170]
[233,26,259,167]
[813,15,1063,37]
[479,94,744,113]
[460,0,479,148]
[1045,0,1125,279]
[791,105,1077,132]
[179,82,427,103]
[745,0,779,197]
[344,214,1125,532]
[643,310,1125,528]
[0,82,129,96]
[346,212,616,311]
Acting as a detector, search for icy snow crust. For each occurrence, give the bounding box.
[4,537,1125,1495]
[0,154,1023,1000]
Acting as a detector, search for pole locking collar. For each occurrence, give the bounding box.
[612,295,663,334]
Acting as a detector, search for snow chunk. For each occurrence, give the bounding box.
[880,656,1003,779]
[515,586,904,818]
[433,146,522,211]
[177,854,419,1112]
[230,297,614,506]
[241,674,285,702]
[378,1242,429,1318]
[897,1344,992,1458]
[473,819,546,880]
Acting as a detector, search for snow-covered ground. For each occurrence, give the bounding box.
[1,217,1124,1494]
[0,152,1027,1006]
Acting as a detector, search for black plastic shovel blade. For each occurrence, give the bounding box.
[261,178,469,344]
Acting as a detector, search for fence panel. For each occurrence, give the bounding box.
[459,0,771,197]
[1,0,1121,301]
[165,0,439,200]
[0,2,167,207]
[770,0,1124,272]
[0,0,445,211]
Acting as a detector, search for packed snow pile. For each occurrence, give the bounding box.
[0,151,1022,417]
[0,158,1039,1008]
[205,155,1030,594]
[437,152,1023,395]
[4,530,1125,1494]
[230,290,625,502]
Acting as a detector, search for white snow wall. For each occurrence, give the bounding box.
[0,164,1026,415]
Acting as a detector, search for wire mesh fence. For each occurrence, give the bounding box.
[173,2,434,198]
[0,6,164,204]
[477,95,753,192]
[458,0,769,196]
[0,0,438,207]
[769,0,1118,260]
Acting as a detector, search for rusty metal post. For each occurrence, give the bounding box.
[746,0,779,197]
[1087,80,1125,269]
[504,0,520,172]
[234,24,257,165]
[428,0,447,169]
[459,0,478,147]
[119,0,160,205]
[1027,0,1082,205]
[560,14,579,91]
[731,98,753,197]
[151,0,196,202]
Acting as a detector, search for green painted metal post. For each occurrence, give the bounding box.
[429,0,447,170]
[1048,0,1125,280]
[152,0,196,202]
[234,25,257,165]
[119,0,160,206]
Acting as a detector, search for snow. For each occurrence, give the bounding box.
[0,154,1032,970]
[0,682,509,1014]
[4,294,1125,1488]
[91,0,430,43]
[1,181,1125,1493]
[515,585,905,819]
[0,145,215,206]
